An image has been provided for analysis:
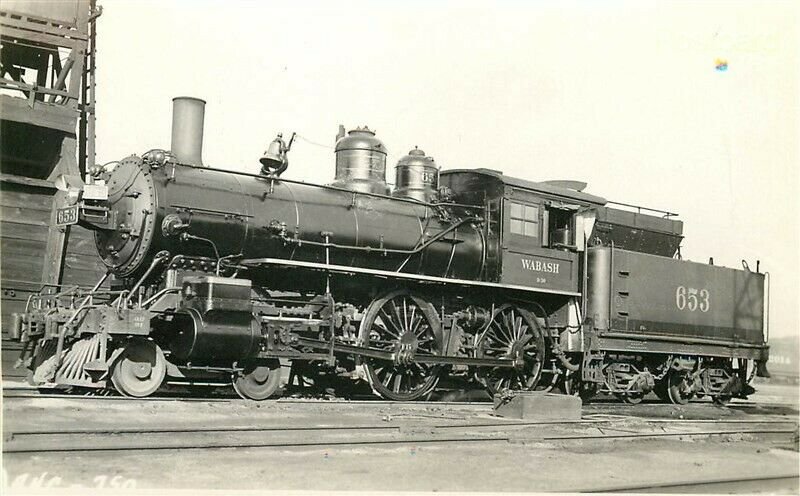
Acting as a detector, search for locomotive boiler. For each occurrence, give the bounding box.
[93,128,486,287]
[10,96,770,404]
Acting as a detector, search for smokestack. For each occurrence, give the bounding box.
[171,96,206,166]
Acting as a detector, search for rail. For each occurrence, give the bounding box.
[604,199,678,218]
[4,420,795,454]
[583,474,799,493]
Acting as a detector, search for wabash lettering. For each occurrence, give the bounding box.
[521,258,560,274]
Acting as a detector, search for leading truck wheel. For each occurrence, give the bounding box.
[111,340,167,398]
[233,360,282,400]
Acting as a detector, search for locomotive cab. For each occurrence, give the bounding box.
[440,168,605,295]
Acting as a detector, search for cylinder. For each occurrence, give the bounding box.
[171,96,206,166]
[332,126,388,194]
[393,147,439,202]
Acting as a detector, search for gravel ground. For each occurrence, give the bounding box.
[1,381,798,493]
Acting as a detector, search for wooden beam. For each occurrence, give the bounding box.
[47,53,75,103]
[0,77,73,98]
[0,95,78,133]
[0,10,87,39]
[42,189,69,286]
[41,136,81,285]
[47,134,80,180]
[0,24,82,49]
[0,173,56,189]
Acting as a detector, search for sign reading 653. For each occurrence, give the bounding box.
[675,286,710,312]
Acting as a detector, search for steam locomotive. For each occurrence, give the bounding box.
[9,97,770,403]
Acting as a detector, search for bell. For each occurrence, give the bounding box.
[260,136,285,169]
[260,132,295,176]
[260,133,294,176]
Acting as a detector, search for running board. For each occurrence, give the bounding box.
[241,257,581,297]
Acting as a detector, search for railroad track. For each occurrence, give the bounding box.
[2,387,489,406]
[4,418,796,454]
[2,392,485,408]
[2,391,236,403]
[582,473,800,493]
[5,388,797,410]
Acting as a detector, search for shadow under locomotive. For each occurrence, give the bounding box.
[8,97,770,404]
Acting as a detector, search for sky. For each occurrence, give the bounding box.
[95,0,799,338]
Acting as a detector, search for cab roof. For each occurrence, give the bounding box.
[441,168,607,205]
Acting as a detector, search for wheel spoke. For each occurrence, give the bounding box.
[374,321,400,339]
[502,312,513,338]
[490,321,513,345]
[379,309,402,336]
[393,372,403,393]
[502,313,517,342]
[409,305,418,334]
[382,369,395,386]
[390,303,406,333]
[402,298,409,331]
[411,314,425,336]
[508,312,518,340]
[391,301,406,334]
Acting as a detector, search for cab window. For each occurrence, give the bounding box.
[546,206,575,248]
[509,201,539,238]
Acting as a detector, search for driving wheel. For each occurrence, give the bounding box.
[359,290,443,401]
[475,305,545,396]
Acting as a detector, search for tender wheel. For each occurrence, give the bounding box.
[713,394,733,406]
[615,391,644,404]
[563,372,598,402]
[359,290,443,401]
[110,339,167,398]
[233,359,282,400]
[475,305,545,396]
[653,379,670,403]
[667,370,694,405]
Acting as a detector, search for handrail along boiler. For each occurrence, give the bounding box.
[10,97,770,402]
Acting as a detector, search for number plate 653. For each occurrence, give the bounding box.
[675,286,710,312]
[55,205,79,226]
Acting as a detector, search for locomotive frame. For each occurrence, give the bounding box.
[9,97,770,405]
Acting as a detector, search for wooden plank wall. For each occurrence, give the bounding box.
[1,180,108,380]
